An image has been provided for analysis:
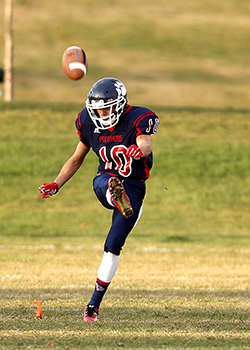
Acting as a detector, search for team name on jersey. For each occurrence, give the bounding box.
[99,135,123,143]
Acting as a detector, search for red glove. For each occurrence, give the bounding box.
[126,145,143,160]
[39,182,59,198]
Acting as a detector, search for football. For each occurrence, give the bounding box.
[62,46,88,80]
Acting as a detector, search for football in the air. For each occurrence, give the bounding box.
[62,46,88,80]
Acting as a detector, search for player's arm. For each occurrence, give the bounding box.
[54,141,90,188]
[39,141,90,198]
[126,134,153,160]
[136,134,152,157]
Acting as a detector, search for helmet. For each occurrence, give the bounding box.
[86,77,128,130]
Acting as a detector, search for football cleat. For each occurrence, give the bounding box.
[108,177,133,218]
[84,305,99,322]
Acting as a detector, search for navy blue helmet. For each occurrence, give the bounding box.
[86,77,128,130]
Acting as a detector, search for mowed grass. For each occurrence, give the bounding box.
[0,102,250,349]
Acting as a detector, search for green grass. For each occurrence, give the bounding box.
[0,102,250,349]
[1,288,249,349]
[1,103,250,248]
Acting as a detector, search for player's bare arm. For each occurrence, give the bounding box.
[39,141,90,198]
[55,141,90,188]
[136,134,153,157]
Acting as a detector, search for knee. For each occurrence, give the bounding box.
[104,244,122,256]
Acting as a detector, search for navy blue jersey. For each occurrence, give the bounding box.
[75,105,159,182]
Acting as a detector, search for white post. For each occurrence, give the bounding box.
[4,0,14,101]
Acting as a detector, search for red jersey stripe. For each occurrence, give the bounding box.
[143,157,150,179]
[76,113,82,129]
[133,111,156,128]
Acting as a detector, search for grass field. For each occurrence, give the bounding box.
[0,102,250,349]
[1,0,250,349]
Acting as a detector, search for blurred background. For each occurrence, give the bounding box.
[1,7,250,343]
[1,0,250,108]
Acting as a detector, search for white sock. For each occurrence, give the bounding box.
[97,251,120,283]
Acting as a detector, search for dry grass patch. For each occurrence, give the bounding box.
[0,245,250,349]
[1,0,250,108]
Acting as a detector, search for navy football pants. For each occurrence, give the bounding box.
[93,173,146,255]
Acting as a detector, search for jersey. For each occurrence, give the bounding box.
[75,105,159,182]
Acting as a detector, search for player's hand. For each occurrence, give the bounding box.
[39,182,59,198]
[126,145,143,160]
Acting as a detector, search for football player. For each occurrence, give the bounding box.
[39,77,159,321]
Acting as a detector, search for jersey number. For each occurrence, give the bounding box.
[146,118,159,134]
[99,145,132,177]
